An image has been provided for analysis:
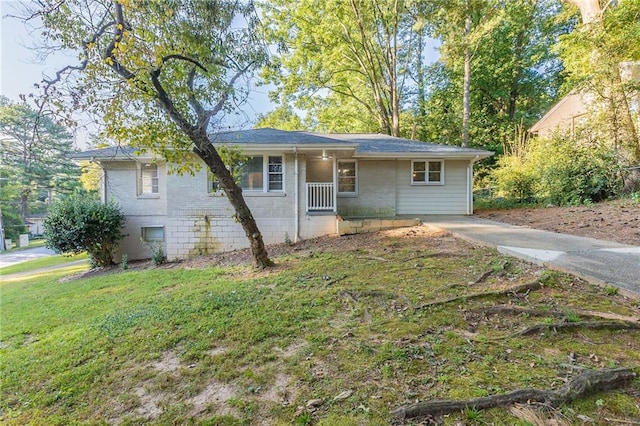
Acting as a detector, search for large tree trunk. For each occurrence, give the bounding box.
[191,132,274,269]
[565,0,601,24]
[20,189,29,222]
[508,31,525,121]
[462,14,472,148]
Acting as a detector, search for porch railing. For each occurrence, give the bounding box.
[306,182,335,212]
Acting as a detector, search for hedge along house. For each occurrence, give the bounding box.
[74,128,492,261]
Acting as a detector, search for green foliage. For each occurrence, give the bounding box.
[149,242,166,266]
[44,193,126,267]
[28,1,267,172]
[260,0,421,136]
[255,104,304,131]
[420,0,571,148]
[491,155,536,203]
[533,138,619,205]
[556,1,640,162]
[491,133,621,206]
[0,97,81,222]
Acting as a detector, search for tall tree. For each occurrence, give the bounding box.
[24,0,274,267]
[261,0,422,136]
[421,0,568,150]
[427,0,504,147]
[0,96,80,222]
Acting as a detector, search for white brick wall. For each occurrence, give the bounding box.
[105,154,319,261]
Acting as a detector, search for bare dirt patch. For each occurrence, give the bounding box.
[476,199,640,246]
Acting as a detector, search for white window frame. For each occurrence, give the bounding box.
[267,155,284,192]
[411,160,444,185]
[207,155,284,194]
[137,163,159,196]
[337,159,358,196]
[141,226,164,242]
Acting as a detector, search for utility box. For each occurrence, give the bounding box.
[19,234,29,247]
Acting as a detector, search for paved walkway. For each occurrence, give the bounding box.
[0,246,56,269]
[421,216,640,298]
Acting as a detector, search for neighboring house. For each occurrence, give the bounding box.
[530,61,640,139]
[25,213,47,237]
[74,128,492,261]
[529,91,593,139]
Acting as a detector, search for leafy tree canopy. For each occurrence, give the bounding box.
[0,96,80,221]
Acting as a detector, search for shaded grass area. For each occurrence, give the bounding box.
[1,227,639,425]
[0,252,88,276]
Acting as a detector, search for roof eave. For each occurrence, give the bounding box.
[211,143,359,152]
[354,151,493,160]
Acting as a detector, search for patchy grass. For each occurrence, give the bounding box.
[1,226,639,425]
[0,252,88,276]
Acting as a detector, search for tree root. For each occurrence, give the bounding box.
[391,368,637,419]
[515,320,640,337]
[474,305,639,323]
[416,279,542,310]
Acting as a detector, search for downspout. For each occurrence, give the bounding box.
[467,155,480,215]
[293,147,300,243]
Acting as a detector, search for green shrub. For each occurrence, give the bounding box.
[44,193,126,267]
[491,155,537,203]
[531,137,619,205]
[490,134,621,206]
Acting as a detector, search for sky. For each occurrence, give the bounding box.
[1,2,63,102]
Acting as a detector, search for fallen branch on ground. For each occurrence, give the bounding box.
[415,279,542,310]
[391,368,636,419]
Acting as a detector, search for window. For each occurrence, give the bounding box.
[141,226,164,242]
[208,155,283,193]
[268,156,283,191]
[338,160,357,194]
[239,156,264,191]
[411,160,444,185]
[139,163,159,194]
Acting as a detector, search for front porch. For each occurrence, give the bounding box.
[306,182,335,213]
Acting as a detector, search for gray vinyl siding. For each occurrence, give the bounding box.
[396,160,468,214]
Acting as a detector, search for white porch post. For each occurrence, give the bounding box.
[332,155,338,213]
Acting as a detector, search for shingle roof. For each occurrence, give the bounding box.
[72,128,493,160]
[214,128,492,157]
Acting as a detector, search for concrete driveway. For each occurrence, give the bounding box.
[421,215,640,298]
[0,246,56,269]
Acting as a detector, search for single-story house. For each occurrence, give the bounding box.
[74,128,492,261]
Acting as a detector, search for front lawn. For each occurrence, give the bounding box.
[1,226,639,425]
